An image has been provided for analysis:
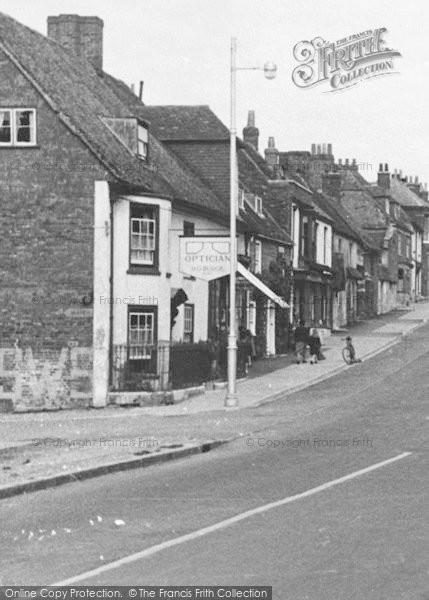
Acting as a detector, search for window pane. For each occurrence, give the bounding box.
[16,110,35,143]
[0,110,11,143]
[138,125,148,143]
[130,217,156,265]
[129,312,155,358]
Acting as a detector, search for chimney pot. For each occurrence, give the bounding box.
[322,143,327,154]
[379,163,383,172]
[384,163,389,172]
[345,158,349,166]
[317,144,322,154]
[338,158,342,165]
[311,143,316,155]
[327,143,332,155]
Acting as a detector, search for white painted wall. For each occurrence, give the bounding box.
[292,205,300,269]
[92,181,111,407]
[315,219,332,267]
[111,195,172,346]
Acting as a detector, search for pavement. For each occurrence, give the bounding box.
[1,301,428,498]
[2,322,429,595]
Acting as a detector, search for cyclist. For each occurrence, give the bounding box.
[344,336,361,364]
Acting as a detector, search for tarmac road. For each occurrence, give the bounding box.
[1,326,429,599]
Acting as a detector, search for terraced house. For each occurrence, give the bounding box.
[0,12,291,412]
[264,140,335,334]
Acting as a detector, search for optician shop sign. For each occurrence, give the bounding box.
[179,237,231,281]
[292,28,401,92]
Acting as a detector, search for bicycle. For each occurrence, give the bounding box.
[341,336,361,365]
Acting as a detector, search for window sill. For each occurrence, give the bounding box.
[0,145,40,149]
[127,266,161,276]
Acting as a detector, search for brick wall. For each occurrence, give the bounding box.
[0,51,109,410]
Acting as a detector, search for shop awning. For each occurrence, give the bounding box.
[237,263,289,308]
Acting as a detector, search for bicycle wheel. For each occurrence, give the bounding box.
[342,347,353,364]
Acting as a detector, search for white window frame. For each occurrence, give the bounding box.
[254,239,262,274]
[130,214,156,265]
[247,295,256,336]
[0,108,37,146]
[128,311,154,359]
[323,226,328,265]
[254,195,263,216]
[137,124,148,160]
[238,188,245,210]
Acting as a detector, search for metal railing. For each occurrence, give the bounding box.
[110,339,248,392]
[110,342,169,392]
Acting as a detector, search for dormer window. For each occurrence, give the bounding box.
[137,124,148,160]
[0,109,36,146]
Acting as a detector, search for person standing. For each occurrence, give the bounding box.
[294,320,309,364]
[308,328,322,364]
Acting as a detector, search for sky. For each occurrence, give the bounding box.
[1,0,429,186]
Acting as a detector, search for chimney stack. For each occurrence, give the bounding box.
[47,14,104,73]
[264,136,279,170]
[243,110,259,151]
[378,163,390,189]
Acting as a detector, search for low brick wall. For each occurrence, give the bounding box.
[0,346,92,412]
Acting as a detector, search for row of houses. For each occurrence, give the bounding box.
[0,12,428,412]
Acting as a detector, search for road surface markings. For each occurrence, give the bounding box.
[51,451,412,585]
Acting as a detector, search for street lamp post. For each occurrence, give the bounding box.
[225,37,277,408]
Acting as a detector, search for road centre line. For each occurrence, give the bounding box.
[51,451,412,585]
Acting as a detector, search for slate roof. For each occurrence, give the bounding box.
[0,11,230,219]
[136,105,230,141]
[0,11,173,195]
[126,103,292,244]
[313,193,378,250]
[389,177,429,209]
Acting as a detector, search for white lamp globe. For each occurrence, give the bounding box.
[263,61,277,80]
